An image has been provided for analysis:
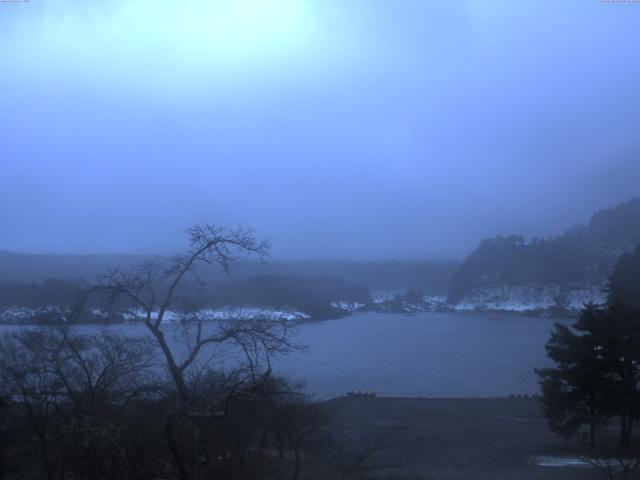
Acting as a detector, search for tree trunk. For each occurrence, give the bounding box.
[164,416,190,480]
[292,447,300,480]
[39,436,53,480]
[150,328,189,402]
[276,432,285,459]
[620,411,631,448]
[589,400,597,448]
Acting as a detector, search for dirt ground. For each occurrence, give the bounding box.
[321,396,601,480]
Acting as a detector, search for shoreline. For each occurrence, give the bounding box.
[0,303,580,326]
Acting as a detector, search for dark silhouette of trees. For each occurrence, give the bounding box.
[536,304,611,447]
[538,244,640,451]
[32,224,327,480]
[0,395,13,480]
[0,325,330,480]
[0,327,160,479]
[79,224,276,403]
[267,397,326,480]
[608,245,640,310]
[449,198,640,303]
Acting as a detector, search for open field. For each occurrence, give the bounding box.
[322,396,599,480]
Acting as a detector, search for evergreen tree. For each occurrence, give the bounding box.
[536,304,610,447]
[608,244,640,309]
[605,244,640,446]
[537,244,640,448]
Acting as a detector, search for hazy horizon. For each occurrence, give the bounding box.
[2,1,640,260]
[0,193,635,262]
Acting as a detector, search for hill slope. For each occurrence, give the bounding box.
[448,198,640,312]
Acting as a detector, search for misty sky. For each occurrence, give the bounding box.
[1,1,640,260]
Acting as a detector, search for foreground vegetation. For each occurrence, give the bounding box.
[0,324,345,480]
[0,225,335,480]
[537,244,640,479]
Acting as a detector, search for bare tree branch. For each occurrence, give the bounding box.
[77,224,292,408]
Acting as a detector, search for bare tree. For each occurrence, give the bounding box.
[51,327,158,413]
[77,225,301,478]
[0,326,160,480]
[0,395,11,480]
[265,398,326,480]
[78,225,293,401]
[0,329,65,480]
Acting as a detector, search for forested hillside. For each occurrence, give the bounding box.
[449,198,640,308]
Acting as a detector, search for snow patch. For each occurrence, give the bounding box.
[370,290,405,304]
[331,301,366,312]
[122,306,309,323]
[529,456,591,468]
[0,305,69,323]
[454,284,606,312]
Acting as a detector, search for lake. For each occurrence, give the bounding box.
[274,311,567,398]
[0,311,568,399]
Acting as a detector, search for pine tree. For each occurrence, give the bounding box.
[537,244,640,448]
[536,304,610,447]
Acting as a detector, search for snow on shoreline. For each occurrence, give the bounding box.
[370,290,406,304]
[331,301,367,312]
[0,305,69,323]
[0,283,609,324]
[0,305,311,324]
[453,283,607,312]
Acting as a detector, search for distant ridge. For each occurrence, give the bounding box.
[0,250,455,293]
[0,250,145,282]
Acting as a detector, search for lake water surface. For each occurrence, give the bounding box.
[0,311,568,399]
[274,311,567,398]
